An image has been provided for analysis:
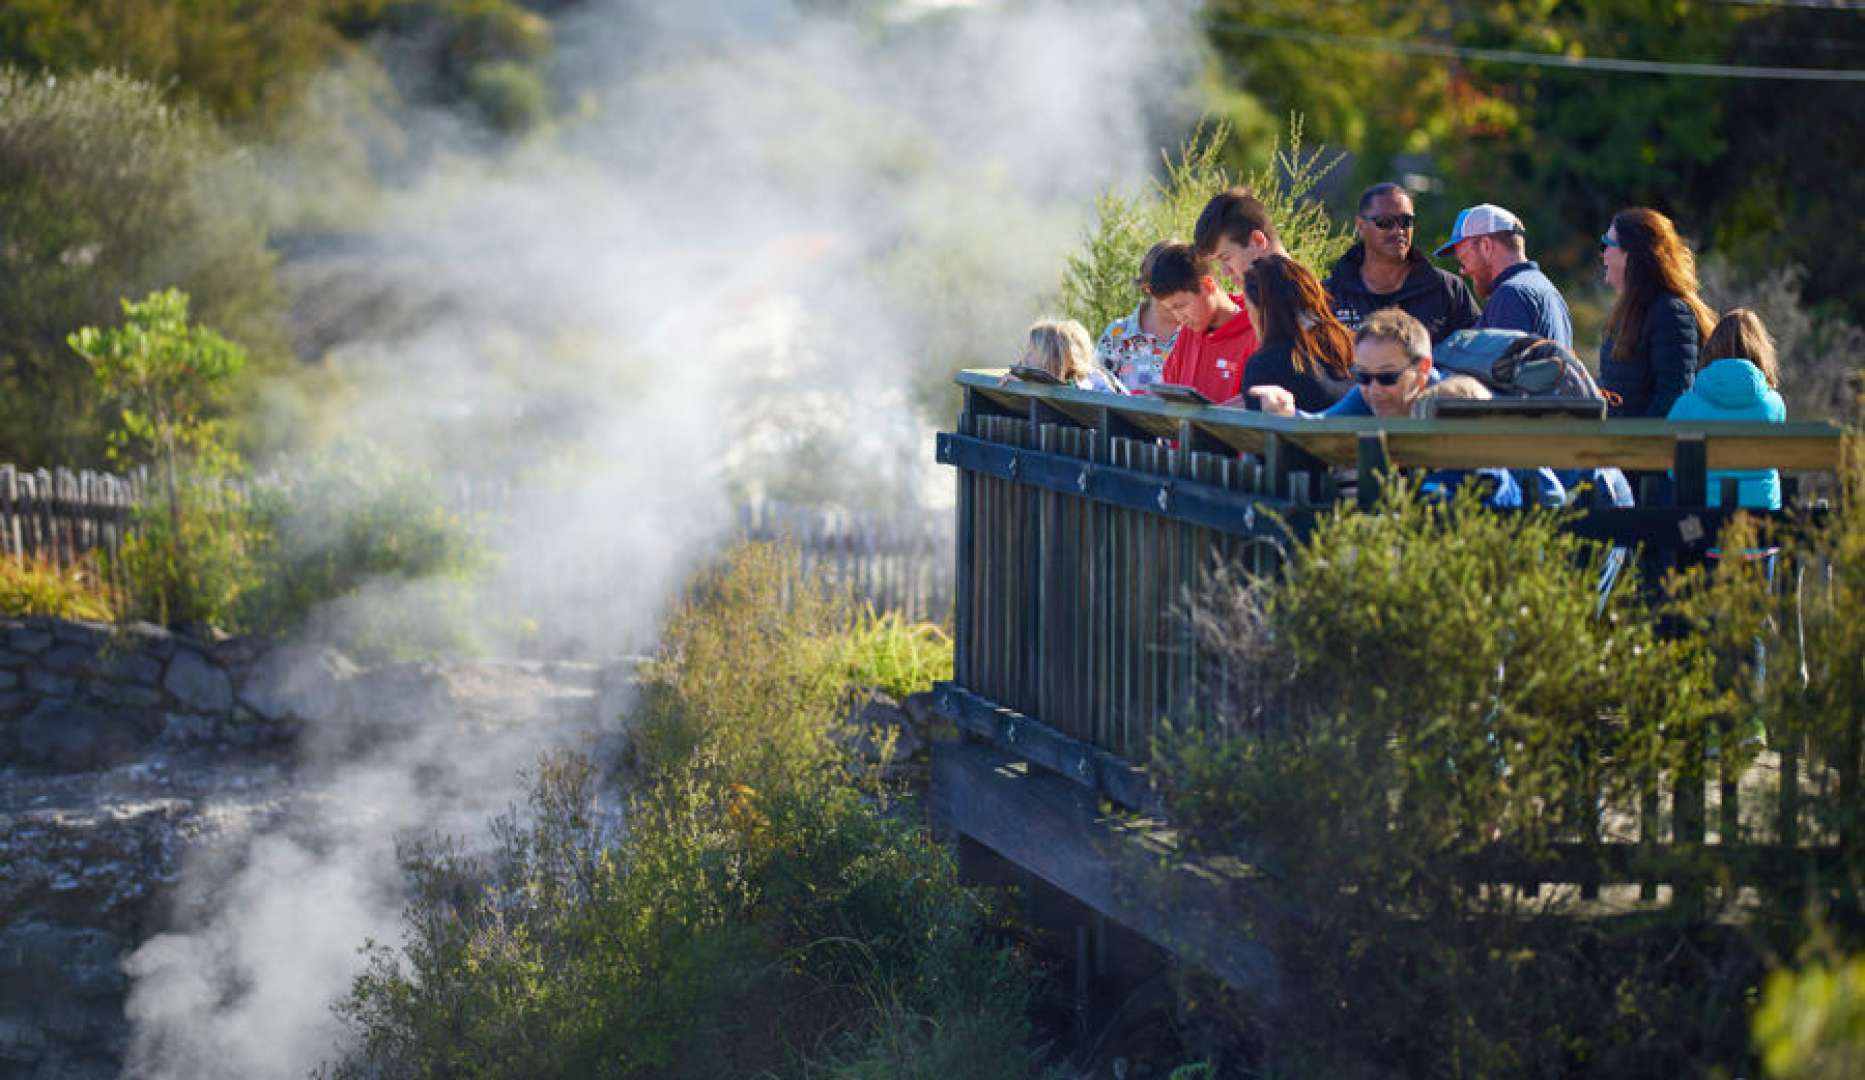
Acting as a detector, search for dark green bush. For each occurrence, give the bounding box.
[1153,482,1777,1076]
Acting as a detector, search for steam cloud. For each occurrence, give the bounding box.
[122,1,1197,1075]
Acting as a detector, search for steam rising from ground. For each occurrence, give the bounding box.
[123,2,1196,1075]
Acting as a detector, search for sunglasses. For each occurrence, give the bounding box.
[1352,368,1413,387]
[1361,213,1416,231]
[1599,232,1621,251]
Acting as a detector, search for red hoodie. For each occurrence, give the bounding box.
[1158,297,1258,403]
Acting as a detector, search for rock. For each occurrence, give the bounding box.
[41,645,98,676]
[842,694,927,765]
[163,649,233,714]
[0,691,29,715]
[0,925,125,1000]
[159,713,218,746]
[0,671,16,691]
[0,649,32,668]
[117,622,177,659]
[51,621,110,648]
[25,670,77,698]
[8,629,52,655]
[238,643,356,726]
[17,701,145,770]
[92,683,164,710]
[901,690,941,731]
[91,650,163,687]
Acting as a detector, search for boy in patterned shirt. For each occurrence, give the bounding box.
[1094,240,1181,391]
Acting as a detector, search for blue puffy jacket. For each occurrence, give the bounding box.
[1666,358,1786,509]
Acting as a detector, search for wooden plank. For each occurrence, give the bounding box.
[934,682,1158,813]
[931,738,1282,1003]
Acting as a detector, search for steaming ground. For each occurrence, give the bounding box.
[122,2,1198,1075]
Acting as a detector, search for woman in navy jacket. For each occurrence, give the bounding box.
[1598,208,1716,417]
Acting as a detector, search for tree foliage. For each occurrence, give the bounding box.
[1202,1,1865,323]
[1056,118,1352,340]
[0,67,286,466]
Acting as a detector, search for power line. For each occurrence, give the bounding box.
[1208,20,1865,82]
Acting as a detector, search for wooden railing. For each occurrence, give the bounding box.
[933,369,1850,905]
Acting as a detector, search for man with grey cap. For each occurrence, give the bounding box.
[1436,203,1574,350]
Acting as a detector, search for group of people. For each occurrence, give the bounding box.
[1014,185,1787,510]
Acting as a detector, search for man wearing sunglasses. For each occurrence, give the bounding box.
[1324,183,1481,343]
[1249,306,1439,418]
[1435,203,1574,350]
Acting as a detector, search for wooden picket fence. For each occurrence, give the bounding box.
[0,464,954,624]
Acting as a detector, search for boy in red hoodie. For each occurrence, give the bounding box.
[1148,243,1258,403]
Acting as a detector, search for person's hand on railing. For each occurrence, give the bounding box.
[1247,386,1296,417]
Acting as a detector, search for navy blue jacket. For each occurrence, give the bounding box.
[1324,244,1481,344]
[1475,261,1573,350]
[1600,294,1700,418]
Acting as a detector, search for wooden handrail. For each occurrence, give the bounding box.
[960,369,1847,472]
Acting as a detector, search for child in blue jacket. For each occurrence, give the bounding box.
[1666,308,1786,509]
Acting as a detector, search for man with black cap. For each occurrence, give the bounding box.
[1436,203,1574,350]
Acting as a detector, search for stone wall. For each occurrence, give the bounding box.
[0,618,327,771]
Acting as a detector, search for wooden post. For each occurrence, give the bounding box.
[1356,431,1390,511]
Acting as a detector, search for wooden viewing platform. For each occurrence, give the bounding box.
[928,369,1850,998]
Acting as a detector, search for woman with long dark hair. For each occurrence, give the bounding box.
[1239,254,1354,413]
[1598,207,1716,417]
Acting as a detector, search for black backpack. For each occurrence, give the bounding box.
[1433,329,1604,401]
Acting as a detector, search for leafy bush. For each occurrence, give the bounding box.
[0,68,285,466]
[0,555,115,621]
[1055,117,1352,341]
[1756,948,1865,1080]
[238,443,489,649]
[71,289,261,627]
[467,60,550,135]
[328,543,1035,1078]
[1153,481,1773,1075]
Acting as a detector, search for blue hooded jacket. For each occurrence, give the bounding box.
[1666,358,1786,509]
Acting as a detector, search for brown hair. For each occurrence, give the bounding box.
[1605,207,1716,363]
[1242,254,1352,378]
[1025,318,1097,384]
[1193,188,1279,258]
[1133,239,1179,292]
[1355,307,1431,363]
[1703,307,1780,389]
[1146,242,1209,298]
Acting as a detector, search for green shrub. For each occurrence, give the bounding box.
[467,60,549,135]
[1055,116,1352,341]
[1154,481,1760,1075]
[238,443,489,649]
[71,289,261,627]
[1756,948,1865,1080]
[328,543,1035,1078]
